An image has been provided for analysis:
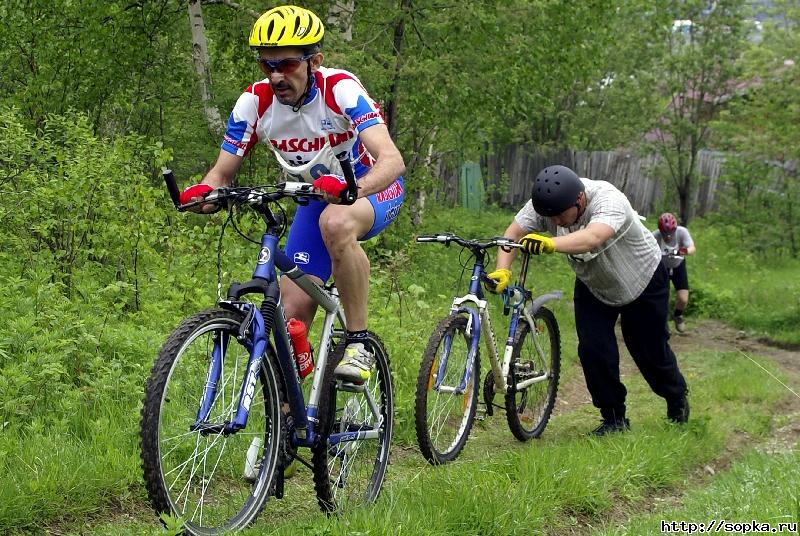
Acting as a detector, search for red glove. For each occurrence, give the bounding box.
[678,247,688,255]
[179,183,213,205]
[313,174,348,198]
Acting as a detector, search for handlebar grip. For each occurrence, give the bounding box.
[416,234,454,244]
[481,273,498,292]
[336,155,358,206]
[163,169,181,208]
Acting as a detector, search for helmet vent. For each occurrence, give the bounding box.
[267,20,274,39]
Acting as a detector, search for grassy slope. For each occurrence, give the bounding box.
[2,205,798,534]
[685,220,800,346]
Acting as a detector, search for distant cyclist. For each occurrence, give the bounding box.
[180,5,406,384]
[652,213,696,333]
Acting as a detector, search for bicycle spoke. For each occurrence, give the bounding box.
[505,309,561,441]
[416,315,478,464]
[313,333,392,512]
[141,310,282,533]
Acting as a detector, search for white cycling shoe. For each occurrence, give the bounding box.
[333,343,374,383]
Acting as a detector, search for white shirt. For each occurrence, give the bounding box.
[515,178,662,306]
[220,66,384,181]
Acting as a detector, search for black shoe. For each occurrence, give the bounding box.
[667,395,690,423]
[590,418,630,436]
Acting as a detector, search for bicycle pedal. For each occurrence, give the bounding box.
[337,381,366,393]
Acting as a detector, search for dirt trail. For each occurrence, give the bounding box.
[551,318,800,535]
[554,318,799,425]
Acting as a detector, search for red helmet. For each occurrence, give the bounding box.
[658,212,677,234]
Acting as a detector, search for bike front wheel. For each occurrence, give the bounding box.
[140,308,283,535]
[505,306,561,441]
[312,331,394,512]
[415,314,480,465]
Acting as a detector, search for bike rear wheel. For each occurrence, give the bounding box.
[505,306,561,441]
[415,314,480,465]
[312,332,393,512]
[140,308,282,535]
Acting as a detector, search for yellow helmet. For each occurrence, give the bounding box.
[249,5,325,48]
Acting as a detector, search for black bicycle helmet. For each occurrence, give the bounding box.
[531,165,585,217]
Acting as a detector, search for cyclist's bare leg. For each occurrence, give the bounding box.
[319,198,375,331]
[280,274,323,327]
[675,289,689,313]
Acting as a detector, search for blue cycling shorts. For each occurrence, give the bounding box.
[284,177,405,281]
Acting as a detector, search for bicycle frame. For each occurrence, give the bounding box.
[190,220,383,450]
[439,250,562,397]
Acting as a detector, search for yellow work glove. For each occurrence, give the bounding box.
[519,233,555,255]
[485,268,512,294]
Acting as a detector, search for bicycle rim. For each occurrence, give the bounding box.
[505,307,561,441]
[313,332,393,512]
[415,314,479,464]
[141,310,282,534]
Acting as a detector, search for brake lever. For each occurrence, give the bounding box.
[177,188,228,213]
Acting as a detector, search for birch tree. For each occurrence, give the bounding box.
[648,0,748,224]
[188,0,224,135]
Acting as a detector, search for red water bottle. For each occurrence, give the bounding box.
[287,318,314,379]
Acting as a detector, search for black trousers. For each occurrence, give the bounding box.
[574,263,688,421]
[667,260,689,291]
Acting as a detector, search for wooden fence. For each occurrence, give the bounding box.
[437,146,725,219]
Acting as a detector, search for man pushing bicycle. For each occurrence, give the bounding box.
[181,5,405,384]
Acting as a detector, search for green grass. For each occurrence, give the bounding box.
[48,332,795,535]
[684,221,800,346]
[1,205,798,534]
[597,449,800,536]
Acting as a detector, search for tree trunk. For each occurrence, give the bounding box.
[678,174,691,225]
[326,0,354,42]
[409,127,438,226]
[384,0,411,139]
[188,0,224,135]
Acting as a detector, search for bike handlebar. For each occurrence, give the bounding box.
[416,233,524,251]
[417,232,534,291]
[162,154,358,211]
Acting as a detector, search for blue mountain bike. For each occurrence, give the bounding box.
[414,234,561,465]
[139,158,393,534]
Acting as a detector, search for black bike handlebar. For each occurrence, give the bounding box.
[337,156,358,205]
[163,169,181,208]
[162,152,359,211]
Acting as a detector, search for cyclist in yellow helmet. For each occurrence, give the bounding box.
[182,5,406,383]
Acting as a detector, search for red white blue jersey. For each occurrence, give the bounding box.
[221,66,384,181]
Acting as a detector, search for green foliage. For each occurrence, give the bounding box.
[646,0,750,223]
[0,1,798,532]
[683,218,800,344]
[710,2,800,258]
[688,279,736,318]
